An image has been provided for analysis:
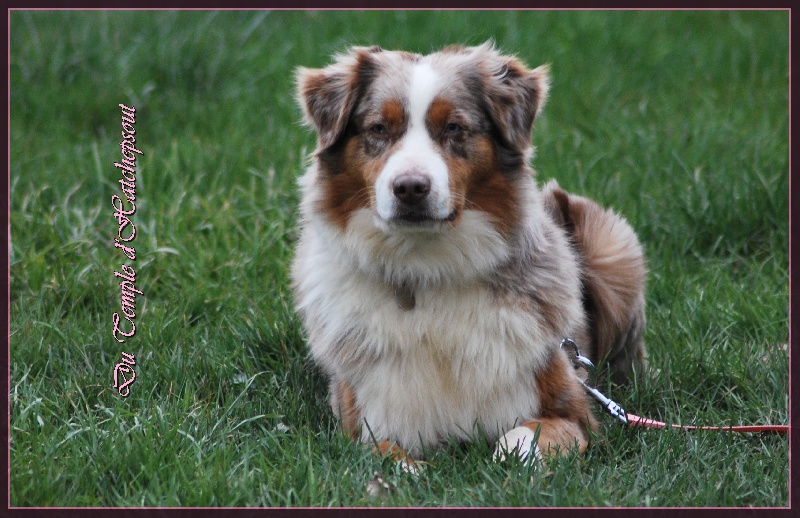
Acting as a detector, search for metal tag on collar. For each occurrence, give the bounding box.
[560,339,629,425]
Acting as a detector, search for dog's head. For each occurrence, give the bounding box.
[296,42,549,236]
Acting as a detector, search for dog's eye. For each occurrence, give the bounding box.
[445,122,463,134]
[369,123,388,136]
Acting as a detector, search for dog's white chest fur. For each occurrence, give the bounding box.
[293,199,582,454]
[349,287,547,452]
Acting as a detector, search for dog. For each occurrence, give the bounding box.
[291,42,647,468]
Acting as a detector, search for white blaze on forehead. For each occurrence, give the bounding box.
[407,61,443,129]
[374,61,452,223]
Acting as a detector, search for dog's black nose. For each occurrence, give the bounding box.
[392,173,431,206]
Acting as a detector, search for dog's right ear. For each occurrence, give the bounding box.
[296,46,383,150]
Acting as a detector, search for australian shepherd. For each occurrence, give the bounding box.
[291,42,647,467]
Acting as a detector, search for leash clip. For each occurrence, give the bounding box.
[560,339,629,425]
[560,339,597,381]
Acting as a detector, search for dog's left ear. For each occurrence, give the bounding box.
[477,44,550,151]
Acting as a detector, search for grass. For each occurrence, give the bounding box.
[9,10,789,508]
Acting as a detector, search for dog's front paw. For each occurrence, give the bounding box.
[493,426,542,463]
[398,457,424,476]
[374,440,424,476]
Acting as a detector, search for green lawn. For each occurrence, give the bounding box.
[9,10,789,507]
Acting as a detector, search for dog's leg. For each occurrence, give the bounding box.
[494,349,597,463]
[334,379,421,474]
[333,379,361,440]
[494,417,589,462]
[374,440,421,475]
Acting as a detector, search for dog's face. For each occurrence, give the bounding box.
[296,43,550,237]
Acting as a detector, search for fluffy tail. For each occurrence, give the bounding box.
[541,180,648,383]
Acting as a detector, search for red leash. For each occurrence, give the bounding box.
[626,413,789,435]
[560,340,789,436]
